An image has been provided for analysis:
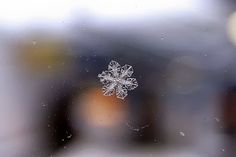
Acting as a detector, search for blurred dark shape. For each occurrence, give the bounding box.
[128,91,161,144]
[221,86,236,157]
[223,86,236,136]
[46,86,76,154]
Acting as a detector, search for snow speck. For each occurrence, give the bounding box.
[67,134,72,139]
[179,131,185,137]
[126,122,149,132]
[214,117,220,122]
[41,102,47,107]
[32,41,37,46]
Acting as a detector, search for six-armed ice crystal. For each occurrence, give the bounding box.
[98,60,138,99]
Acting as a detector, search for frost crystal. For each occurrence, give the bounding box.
[98,60,138,99]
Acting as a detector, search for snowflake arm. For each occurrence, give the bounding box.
[116,84,128,99]
[124,78,138,90]
[108,60,120,77]
[98,71,114,84]
[120,64,133,78]
[102,82,117,96]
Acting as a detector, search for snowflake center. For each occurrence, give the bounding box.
[114,77,124,84]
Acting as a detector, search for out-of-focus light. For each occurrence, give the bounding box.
[78,0,200,18]
[18,36,69,74]
[0,0,202,27]
[227,12,236,45]
[0,0,76,27]
[74,88,127,128]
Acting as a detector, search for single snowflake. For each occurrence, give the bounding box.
[98,60,138,99]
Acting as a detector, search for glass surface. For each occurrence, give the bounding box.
[0,0,236,157]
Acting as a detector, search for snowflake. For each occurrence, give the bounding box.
[98,60,138,99]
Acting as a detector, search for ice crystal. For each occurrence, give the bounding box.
[98,60,138,99]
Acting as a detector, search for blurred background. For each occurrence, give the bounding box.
[1,0,236,156]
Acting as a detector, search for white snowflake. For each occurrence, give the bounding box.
[98,60,138,99]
